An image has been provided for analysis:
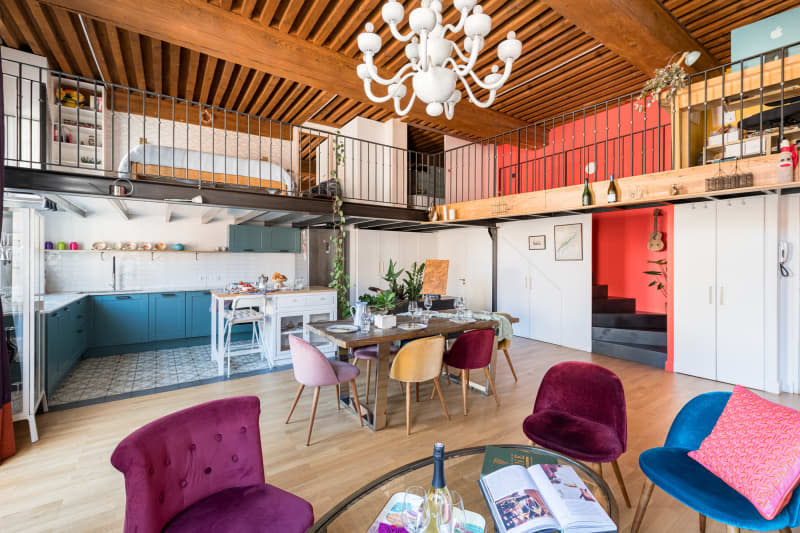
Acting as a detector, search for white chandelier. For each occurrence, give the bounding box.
[357,0,521,120]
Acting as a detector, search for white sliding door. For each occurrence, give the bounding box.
[497,231,531,338]
[674,202,717,379]
[716,197,765,390]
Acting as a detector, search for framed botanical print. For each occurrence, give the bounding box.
[554,223,583,261]
[529,235,546,250]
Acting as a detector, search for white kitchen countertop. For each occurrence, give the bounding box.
[38,287,217,314]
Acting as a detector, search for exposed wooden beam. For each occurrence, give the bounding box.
[233,209,267,224]
[540,0,717,74]
[42,0,526,138]
[108,198,130,220]
[201,207,224,224]
[44,194,87,217]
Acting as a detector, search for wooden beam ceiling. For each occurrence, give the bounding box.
[40,0,526,138]
[540,0,718,74]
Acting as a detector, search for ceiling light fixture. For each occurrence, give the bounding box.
[357,0,522,120]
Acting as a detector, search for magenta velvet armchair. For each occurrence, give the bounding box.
[522,361,631,507]
[110,396,314,533]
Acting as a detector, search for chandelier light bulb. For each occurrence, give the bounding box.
[359,0,521,119]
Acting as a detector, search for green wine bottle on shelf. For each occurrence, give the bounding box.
[607,174,619,203]
[426,442,452,533]
[582,178,593,206]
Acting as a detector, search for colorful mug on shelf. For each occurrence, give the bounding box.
[69,242,79,250]
[44,241,54,250]
[56,241,67,250]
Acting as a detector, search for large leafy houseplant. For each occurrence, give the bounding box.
[328,133,350,318]
[382,259,406,301]
[403,261,425,302]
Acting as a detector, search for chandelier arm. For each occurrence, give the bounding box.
[363,79,396,103]
[455,70,497,109]
[441,8,469,36]
[388,22,415,43]
[467,60,514,91]
[444,102,454,120]
[364,55,417,85]
[419,30,429,71]
[394,91,417,116]
[447,42,481,76]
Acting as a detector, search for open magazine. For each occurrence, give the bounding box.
[478,463,616,533]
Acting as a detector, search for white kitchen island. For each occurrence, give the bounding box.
[210,287,338,374]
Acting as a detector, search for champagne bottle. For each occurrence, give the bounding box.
[426,442,452,532]
[607,174,619,203]
[582,178,593,206]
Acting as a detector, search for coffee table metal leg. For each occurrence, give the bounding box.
[372,342,391,430]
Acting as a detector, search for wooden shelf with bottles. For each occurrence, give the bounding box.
[672,53,800,169]
[47,75,108,170]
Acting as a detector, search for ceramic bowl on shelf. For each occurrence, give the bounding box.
[123,242,137,250]
[112,242,123,250]
[171,243,185,251]
[91,241,106,250]
[155,242,167,251]
[139,242,153,250]
[69,242,79,250]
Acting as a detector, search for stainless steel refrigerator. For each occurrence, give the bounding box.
[295,228,347,288]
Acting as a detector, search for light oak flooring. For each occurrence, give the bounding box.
[2,337,799,533]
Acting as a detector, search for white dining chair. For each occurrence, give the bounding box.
[223,294,270,377]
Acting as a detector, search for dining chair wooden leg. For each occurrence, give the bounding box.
[306,387,320,446]
[433,377,450,420]
[725,527,740,533]
[503,348,518,382]
[366,359,372,404]
[610,460,631,507]
[350,380,363,427]
[597,462,603,478]
[286,384,305,424]
[630,480,655,533]
[445,364,451,384]
[335,384,341,410]
[779,527,792,533]
[461,369,469,416]
[415,382,420,403]
[484,366,500,406]
[698,514,706,533]
[405,382,412,435]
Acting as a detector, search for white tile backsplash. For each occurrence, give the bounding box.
[45,251,295,293]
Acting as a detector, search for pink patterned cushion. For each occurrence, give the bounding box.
[688,385,800,519]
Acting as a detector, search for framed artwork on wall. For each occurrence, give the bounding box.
[554,223,583,261]
[529,235,546,250]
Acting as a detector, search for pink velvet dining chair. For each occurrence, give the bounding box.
[286,335,364,446]
[441,328,500,415]
[522,361,632,508]
[110,396,314,533]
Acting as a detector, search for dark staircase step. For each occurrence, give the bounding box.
[592,312,667,329]
[592,297,637,314]
[592,284,608,299]
[592,340,668,368]
[592,326,667,347]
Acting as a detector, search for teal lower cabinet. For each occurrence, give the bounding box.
[149,292,187,341]
[185,291,212,337]
[45,297,91,396]
[92,294,149,347]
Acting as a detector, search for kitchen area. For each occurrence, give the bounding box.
[18,195,338,415]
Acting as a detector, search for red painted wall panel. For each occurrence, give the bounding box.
[593,207,674,371]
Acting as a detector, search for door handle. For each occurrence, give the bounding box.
[708,286,713,304]
[162,293,177,297]
[719,286,724,306]
[116,295,132,300]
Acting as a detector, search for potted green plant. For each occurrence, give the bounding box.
[644,259,668,310]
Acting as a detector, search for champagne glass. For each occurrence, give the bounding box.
[402,486,430,533]
[423,294,433,313]
[435,489,464,533]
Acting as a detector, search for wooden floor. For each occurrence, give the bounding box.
[2,337,798,533]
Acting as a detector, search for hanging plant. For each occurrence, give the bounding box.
[644,259,668,299]
[635,62,687,112]
[328,133,350,318]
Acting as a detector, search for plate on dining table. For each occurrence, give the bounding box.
[450,317,476,324]
[326,324,359,333]
[397,322,427,331]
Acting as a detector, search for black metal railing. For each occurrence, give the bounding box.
[1,59,443,210]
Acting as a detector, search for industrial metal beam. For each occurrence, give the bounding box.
[108,198,130,220]
[44,194,87,218]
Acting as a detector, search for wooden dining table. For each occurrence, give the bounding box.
[305,313,515,431]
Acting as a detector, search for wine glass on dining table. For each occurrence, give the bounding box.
[423,294,433,315]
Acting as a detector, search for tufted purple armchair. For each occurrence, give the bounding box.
[111,396,314,533]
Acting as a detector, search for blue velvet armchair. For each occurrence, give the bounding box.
[631,391,800,533]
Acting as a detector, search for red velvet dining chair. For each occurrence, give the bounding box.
[110,396,314,533]
[522,361,632,508]
[441,328,499,416]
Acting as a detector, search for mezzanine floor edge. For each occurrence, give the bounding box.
[2,337,798,533]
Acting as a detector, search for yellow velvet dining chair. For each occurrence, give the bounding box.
[389,336,450,435]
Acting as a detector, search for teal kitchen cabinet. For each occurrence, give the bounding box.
[229,225,264,253]
[45,309,65,395]
[268,227,301,253]
[92,294,149,347]
[45,297,91,395]
[185,290,212,338]
[149,292,187,341]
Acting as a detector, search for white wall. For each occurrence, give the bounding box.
[497,215,593,352]
[779,193,800,393]
[43,197,296,292]
[433,227,493,310]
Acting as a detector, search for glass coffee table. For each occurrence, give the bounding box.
[308,444,618,532]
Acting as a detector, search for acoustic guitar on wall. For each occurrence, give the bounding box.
[647,209,665,251]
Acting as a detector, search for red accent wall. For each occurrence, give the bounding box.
[496,102,672,195]
[592,206,674,371]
